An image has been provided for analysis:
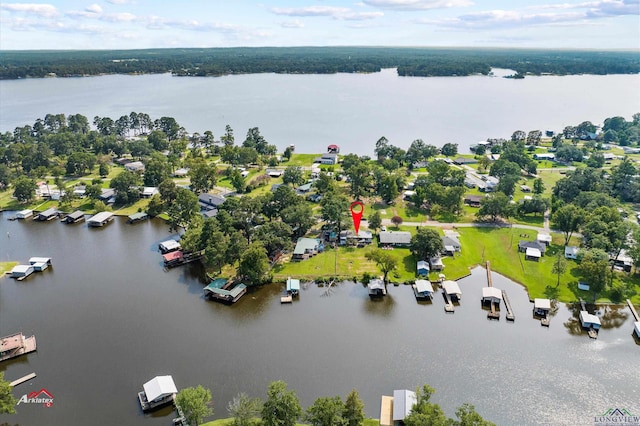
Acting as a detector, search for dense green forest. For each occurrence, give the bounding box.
[0,47,638,79]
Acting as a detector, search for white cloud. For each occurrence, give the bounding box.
[86,4,102,14]
[280,19,305,28]
[270,5,383,20]
[362,0,473,11]
[106,0,130,4]
[102,12,136,22]
[0,3,57,17]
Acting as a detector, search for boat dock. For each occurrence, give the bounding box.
[579,298,600,339]
[280,295,293,303]
[443,291,454,312]
[484,261,500,320]
[502,290,515,321]
[10,372,36,387]
[163,250,203,269]
[1,333,37,362]
[626,299,640,340]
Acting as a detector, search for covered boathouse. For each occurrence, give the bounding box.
[63,210,85,224]
[87,211,114,227]
[203,279,247,304]
[413,279,434,300]
[138,375,177,412]
[35,208,59,221]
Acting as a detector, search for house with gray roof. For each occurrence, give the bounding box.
[518,240,546,256]
[292,238,323,261]
[379,231,412,247]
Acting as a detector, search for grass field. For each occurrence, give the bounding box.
[0,261,18,276]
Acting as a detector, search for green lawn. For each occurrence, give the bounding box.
[285,153,320,167]
[0,261,18,276]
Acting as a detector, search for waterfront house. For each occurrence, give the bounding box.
[379,231,412,247]
[87,211,114,227]
[15,209,33,220]
[533,298,551,317]
[141,187,158,198]
[10,265,34,279]
[442,280,462,301]
[380,389,417,426]
[73,185,86,197]
[286,277,301,296]
[537,232,552,246]
[533,153,555,161]
[368,279,386,298]
[35,208,59,221]
[612,251,633,272]
[413,279,434,300]
[159,240,181,253]
[579,311,601,330]
[315,153,339,165]
[417,260,430,276]
[138,375,177,412]
[296,183,313,194]
[292,238,322,261]
[266,168,283,177]
[482,287,502,304]
[453,157,477,165]
[565,246,579,260]
[442,235,461,253]
[98,188,116,204]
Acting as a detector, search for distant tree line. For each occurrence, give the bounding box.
[1,47,638,80]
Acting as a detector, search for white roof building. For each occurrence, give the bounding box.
[482,287,502,303]
[393,390,417,422]
[143,376,177,403]
[442,280,462,297]
[534,298,551,311]
[159,240,181,252]
[526,247,542,259]
[415,279,434,295]
[579,311,601,329]
[537,233,552,245]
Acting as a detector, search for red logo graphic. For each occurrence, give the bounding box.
[18,388,54,407]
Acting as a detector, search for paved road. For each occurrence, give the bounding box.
[380,217,556,233]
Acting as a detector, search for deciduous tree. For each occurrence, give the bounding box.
[365,248,398,283]
[305,396,346,426]
[343,389,365,426]
[238,242,271,286]
[0,371,17,414]
[410,228,443,261]
[175,385,213,426]
[261,381,302,426]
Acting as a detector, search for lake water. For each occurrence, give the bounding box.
[1,70,639,155]
[0,215,638,425]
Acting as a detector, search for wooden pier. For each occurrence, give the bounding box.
[280,295,293,303]
[443,290,454,312]
[627,299,639,322]
[502,290,515,321]
[0,333,37,362]
[579,298,599,339]
[10,372,36,387]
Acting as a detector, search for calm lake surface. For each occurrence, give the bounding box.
[1,70,639,155]
[0,216,638,425]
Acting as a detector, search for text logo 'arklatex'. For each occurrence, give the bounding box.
[17,388,54,407]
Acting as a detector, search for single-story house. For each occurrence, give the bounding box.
[482,287,502,304]
[315,153,339,165]
[429,255,444,271]
[565,246,579,260]
[307,193,323,203]
[339,230,373,246]
[453,157,477,165]
[124,161,145,172]
[417,260,430,276]
[292,238,322,261]
[173,167,189,177]
[520,185,531,192]
[537,232,552,246]
[368,279,386,297]
[533,153,555,161]
[141,187,158,198]
[442,235,461,253]
[579,311,601,329]
[533,298,551,316]
[98,188,116,204]
[603,153,616,161]
[464,195,483,207]
[198,193,226,211]
[403,190,416,201]
[413,279,434,299]
[266,168,283,178]
[379,231,412,247]
[73,185,86,197]
[525,247,542,261]
[296,183,312,194]
[518,240,546,256]
[442,280,462,301]
[612,251,633,272]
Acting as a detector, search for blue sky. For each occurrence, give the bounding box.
[1,0,638,50]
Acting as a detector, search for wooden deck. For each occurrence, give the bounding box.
[443,290,454,312]
[0,333,37,362]
[280,295,293,303]
[485,261,500,320]
[627,299,639,322]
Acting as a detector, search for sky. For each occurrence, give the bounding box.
[0,0,639,50]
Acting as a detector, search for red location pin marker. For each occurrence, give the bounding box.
[350,201,364,235]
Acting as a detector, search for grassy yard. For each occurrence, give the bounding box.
[285,153,320,167]
[0,261,18,276]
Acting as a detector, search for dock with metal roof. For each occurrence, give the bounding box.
[204,280,247,304]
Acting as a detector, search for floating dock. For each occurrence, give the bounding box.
[87,211,114,227]
[163,250,203,268]
[484,261,500,320]
[579,299,600,339]
[280,295,293,303]
[128,212,149,223]
[63,210,85,224]
[10,372,36,387]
